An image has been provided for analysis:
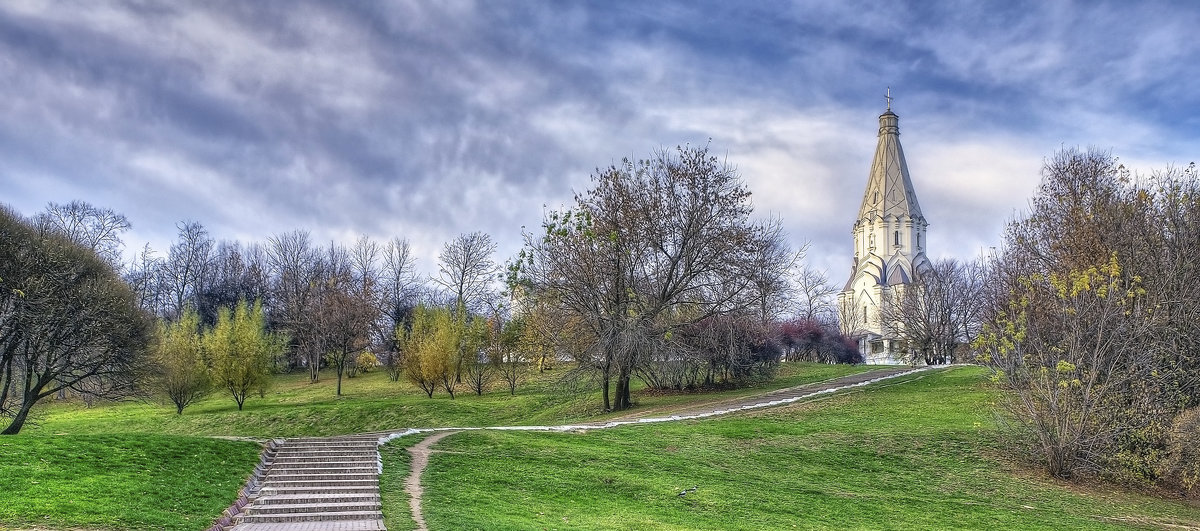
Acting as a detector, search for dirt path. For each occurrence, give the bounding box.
[405,430,460,531]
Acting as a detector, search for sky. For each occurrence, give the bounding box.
[2,1,1198,280]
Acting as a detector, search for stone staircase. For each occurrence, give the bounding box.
[231,435,386,531]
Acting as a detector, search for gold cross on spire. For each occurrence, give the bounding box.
[885,86,892,111]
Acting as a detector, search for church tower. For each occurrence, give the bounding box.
[838,94,931,364]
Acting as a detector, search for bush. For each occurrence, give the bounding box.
[1163,408,1200,496]
[356,351,379,373]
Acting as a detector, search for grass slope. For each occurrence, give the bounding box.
[28,362,875,438]
[0,434,261,530]
[404,367,1200,530]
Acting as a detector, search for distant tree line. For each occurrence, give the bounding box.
[0,143,855,432]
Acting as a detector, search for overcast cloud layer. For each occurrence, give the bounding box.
[3,1,1198,278]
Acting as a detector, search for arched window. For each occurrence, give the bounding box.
[863,305,868,324]
[894,230,900,246]
[917,233,921,249]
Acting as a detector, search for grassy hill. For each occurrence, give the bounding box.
[0,434,260,530]
[5,364,1199,530]
[24,362,875,437]
[384,366,1200,530]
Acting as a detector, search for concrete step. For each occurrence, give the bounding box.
[267,466,378,475]
[247,501,381,515]
[279,441,378,448]
[271,455,377,463]
[274,449,378,457]
[265,478,378,488]
[257,493,380,505]
[267,473,379,480]
[259,485,380,495]
[269,463,377,470]
[232,522,385,531]
[238,510,384,523]
[287,436,380,442]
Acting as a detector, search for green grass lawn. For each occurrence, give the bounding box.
[0,433,261,530]
[1,362,877,530]
[25,362,876,438]
[399,367,1200,530]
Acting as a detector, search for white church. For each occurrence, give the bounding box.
[838,97,932,364]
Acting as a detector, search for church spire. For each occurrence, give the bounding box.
[856,97,923,223]
[838,94,932,365]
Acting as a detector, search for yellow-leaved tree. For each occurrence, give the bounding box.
[154,306,209,414]
[207,299,281,410]
[401,305,459,398]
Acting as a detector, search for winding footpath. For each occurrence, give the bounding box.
[219,365,940,530]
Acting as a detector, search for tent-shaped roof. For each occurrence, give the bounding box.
[856,110,923,222]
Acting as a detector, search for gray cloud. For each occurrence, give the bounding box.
[1,0,1197,277]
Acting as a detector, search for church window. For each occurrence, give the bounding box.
[863,305,868,324]
[917,233,921,249]
[894,230,900,246]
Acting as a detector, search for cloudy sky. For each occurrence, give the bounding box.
[3,1,1198,279]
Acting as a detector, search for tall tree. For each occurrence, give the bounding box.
[164,221,214,319]
[379,237,420,378]
[794,264,838,327]
[126,243,167,316]
[515,144,771,411]
[316,243,376,396]
[1,205,152,434]
[746,220,801,326]
[434,232,498,315]
[266,230,323,375]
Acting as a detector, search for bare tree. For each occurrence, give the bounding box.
[746,220,801,326]
[126,243,167,316]
[434,232,498,315]
[881,259,984,365]
[267,231,323,375]
[516,144,772,411]
[794,264,838,326]
[164,221,214,319]
[379,238,420,380]
[34,200,131,268]
[492,316,526,395]
[314,243,376,396]
[195,241,270,326]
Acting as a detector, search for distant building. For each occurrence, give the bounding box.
[838,100,931,364]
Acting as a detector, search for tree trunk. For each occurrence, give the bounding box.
[1,402,33,434]
[614,370,633,411]
[336,354,344,396]
[602,373,611,411]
